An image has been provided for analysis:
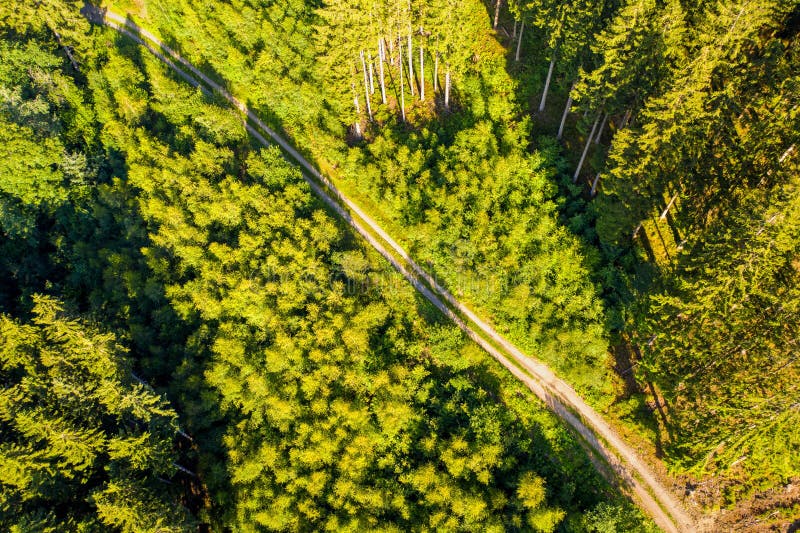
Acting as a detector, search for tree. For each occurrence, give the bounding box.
[597,0,798,243]
[316,0,373,135]
[573,0,687,117]
[0,296,192,532]
[510,0,611,112]
[638,180,800,485]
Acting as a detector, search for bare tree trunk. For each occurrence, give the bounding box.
[632,222,643,239]
[513,20,517,38]
[420,46,425,101]
[590,172,601,196]
[594,112,608,144]
[557,82,575,140]
[173,463,198,477]
[47,21,80,71]
[621,108,632,128]
[378,39,387,105]
[360,50,372,120]
[352,74,362,137]
[434,53,439,93]
[368,52,375,95]
[515,22,524,62]
[660,193,679,220]
[779,144,795,164]
[493,0,503,29]
[539,53,556,112]
[353,89,362,137]
[399,41,406,122]
[408,32,415,96]
[445,68,451,109]
[573,113,601,183]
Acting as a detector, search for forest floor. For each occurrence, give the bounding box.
[85,5,701,532]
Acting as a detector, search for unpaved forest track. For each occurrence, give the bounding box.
[84,5,696,531]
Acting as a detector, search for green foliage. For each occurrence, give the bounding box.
[639,181,800,487]
[0,296,191,532]
[568,0,800,492]
[347,122,608,395]
[0,9,640,529]
[105,0,613,421]
[21,0,800,526]
[597,0,798,243]
[0,39,93,225]
[548,0,800,511]
[109,79,590,529]
[572,0,687,115]
[86,0,800,526]
[579,501,660,532]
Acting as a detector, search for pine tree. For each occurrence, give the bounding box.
[0,297,192,531]
[639,179,800,483]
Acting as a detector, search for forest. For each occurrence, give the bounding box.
[1,0,798,531]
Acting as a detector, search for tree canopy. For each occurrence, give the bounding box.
[3,0,798,529]
[0,2,652,530]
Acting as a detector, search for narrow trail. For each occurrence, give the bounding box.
[85,5,696,531]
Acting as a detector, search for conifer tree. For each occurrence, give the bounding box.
[0,297,192,532]
[639,180,800,481]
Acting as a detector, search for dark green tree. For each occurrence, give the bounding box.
[0,296,192,532]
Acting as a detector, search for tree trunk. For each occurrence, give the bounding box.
[513,20,517,38]
[46,21,80,72]
[353,91,362,137]
[444,68,451,109]
[573,113,601,183]
[632,222,643,239]
[173,463,198,477]
[594,112,608,144]
[408,32,415,96]
[539,52,556,112]
[368,52,375,95]
[378,39,387,105]
[590,172,601,196]
[434,53,439,93]
[493,0,503,29]
[515,22,524,62]
[360,50,372,120]
[660,193,679,220]
[779,143,795,164]
[621,108,632,128]
[399,42,406,122]
[420,46,425,101]
[557,82,575,140]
